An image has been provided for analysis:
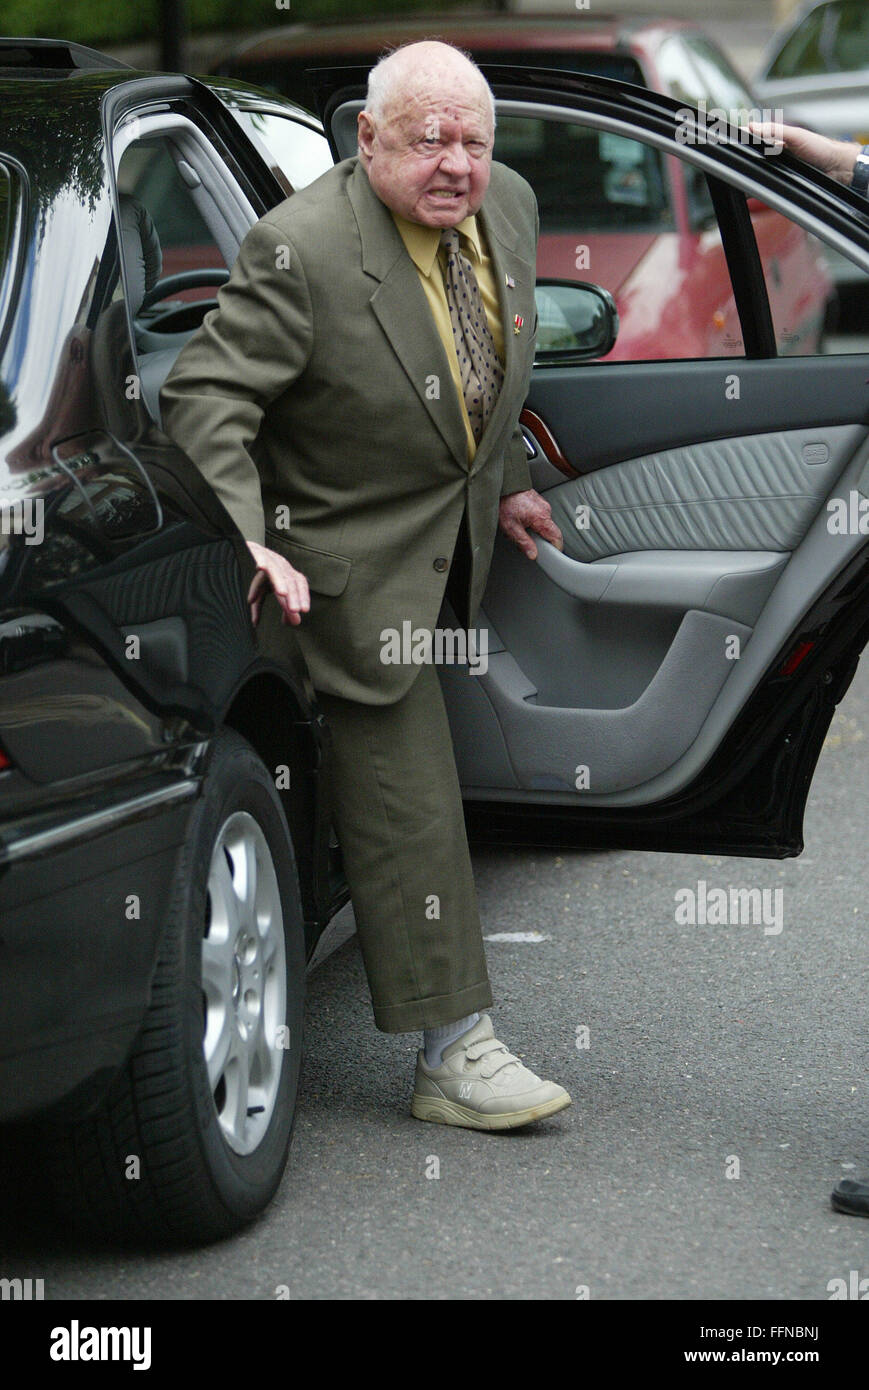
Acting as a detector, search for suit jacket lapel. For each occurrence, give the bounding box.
[346,160,468,468]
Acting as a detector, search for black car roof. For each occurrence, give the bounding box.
[0,35,131,74]
[0,37,318,146]
[0,69,139,177]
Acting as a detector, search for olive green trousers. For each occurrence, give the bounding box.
[316,660,493,1032]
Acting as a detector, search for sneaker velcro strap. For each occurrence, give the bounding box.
[466,1038,522,1077]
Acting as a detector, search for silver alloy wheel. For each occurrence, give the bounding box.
[201,811,287,1156]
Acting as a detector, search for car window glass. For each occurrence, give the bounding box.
[753,200,869,356]
[113,134,243,424]
[684,162,717,230]
[495,117,673,233]
[117,140,228,300]
[493,112,745,362]
[230,111,332,196]
[681,34,755,111]
[830,1,869,71]
[767,4,831,78]
[650,35,709,106]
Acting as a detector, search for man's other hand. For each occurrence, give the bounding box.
[245,540,311,627]
[498,488,564,561]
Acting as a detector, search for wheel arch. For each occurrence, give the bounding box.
[220,667,332,950]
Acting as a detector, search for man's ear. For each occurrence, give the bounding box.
[357,111,376,164]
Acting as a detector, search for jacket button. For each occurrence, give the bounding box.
[433,557,448,572]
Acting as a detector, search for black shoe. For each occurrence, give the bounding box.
[831,1178,869,1217]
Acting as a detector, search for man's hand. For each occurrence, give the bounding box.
[498,488,563,561]
[245,540,310,627]
[749,120,861,186]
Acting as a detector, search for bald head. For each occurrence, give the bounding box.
[366,41,495,129]
[357,41,495,228]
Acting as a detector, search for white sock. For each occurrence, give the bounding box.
[423,1013,479,1067]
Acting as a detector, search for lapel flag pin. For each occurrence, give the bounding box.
[505,273,516,288]
[513,313,524,334]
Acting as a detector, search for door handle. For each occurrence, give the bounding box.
[535,539,617,601]
[518,408,579,477]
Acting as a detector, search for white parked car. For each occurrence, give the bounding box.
[755,0,869,143]
[756,1,869,289]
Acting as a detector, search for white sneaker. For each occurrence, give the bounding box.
[411,1014,571,1130]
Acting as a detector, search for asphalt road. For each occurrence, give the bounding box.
[3,651,869,1301]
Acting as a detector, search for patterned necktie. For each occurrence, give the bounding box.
[439,227,504,444]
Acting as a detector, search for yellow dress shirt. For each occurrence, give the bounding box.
[391,211,505,463]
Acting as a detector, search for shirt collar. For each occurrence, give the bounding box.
[390,211,482,277]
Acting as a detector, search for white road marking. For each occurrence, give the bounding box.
[483,930,551,943]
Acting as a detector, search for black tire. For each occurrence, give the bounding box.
[44,730,306,1246]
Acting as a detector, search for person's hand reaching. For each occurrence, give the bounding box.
[749,120,862,186]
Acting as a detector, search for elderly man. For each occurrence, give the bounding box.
[159,40,570,1130]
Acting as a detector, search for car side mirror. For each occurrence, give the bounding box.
[533,280,619,364]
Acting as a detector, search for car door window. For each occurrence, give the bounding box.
[653,35,713,107]
[680,34,755,112]
[229,110,332,196]
[495,116,672,230]
[752,200,869,356]
[767,4,831,79]
[495,108,861,364]
[771,0,869,78]
[113,118,257,425]
[117,139,228,303]
[829,1,869,71]
[493,112,746,362]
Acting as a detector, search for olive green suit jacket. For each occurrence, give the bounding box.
[159,156,538,704]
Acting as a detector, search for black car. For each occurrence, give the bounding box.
[0,39,347,1244]
[3,37,869,1246]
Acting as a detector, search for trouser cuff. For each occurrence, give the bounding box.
[373,979,493,1033]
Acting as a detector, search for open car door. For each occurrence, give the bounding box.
[314,65,869,860]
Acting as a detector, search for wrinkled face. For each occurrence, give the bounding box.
[357,83,494,227]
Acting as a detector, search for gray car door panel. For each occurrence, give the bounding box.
[548,426,864,558]
[526,357,869,476]
[466,610,752,795]
[442,359,869,806]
